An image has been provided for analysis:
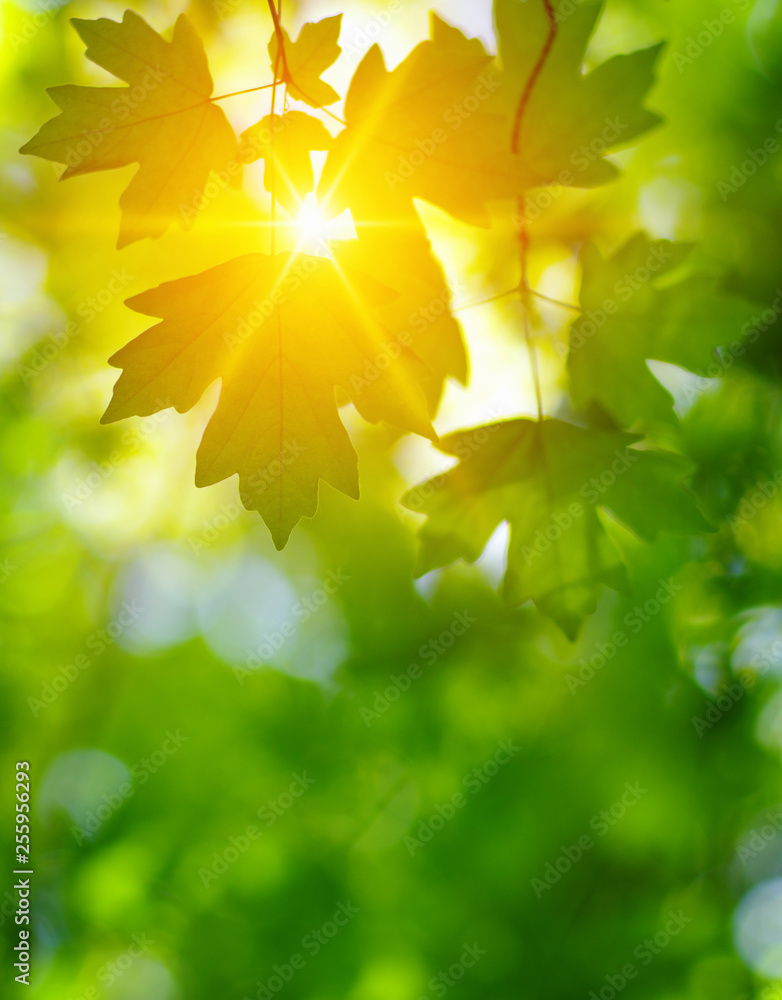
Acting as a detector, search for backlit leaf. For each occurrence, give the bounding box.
[567,234,760,427]
[269,15,342,108]
[318,14,538,227]
[239,111,332,217]
[493,0,662,186]
[404,418,710,637]
[102,251,436,548]
[20,11,238,247]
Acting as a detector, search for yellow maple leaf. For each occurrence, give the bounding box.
[102,251,436,547]
[20,11,238,247]
[269,15,342,109]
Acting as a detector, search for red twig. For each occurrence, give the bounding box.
[511,0,557,155]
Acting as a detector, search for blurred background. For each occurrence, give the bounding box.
[4,0,782,998]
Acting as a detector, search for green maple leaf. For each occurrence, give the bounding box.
[20,11,238,248]
[269,15,342,108]
[567,234,761,428]
[239,111,332,217]
[318,14,539,227]
[494,0,663,185]
[403,418,710,638]
[102,252,437,548]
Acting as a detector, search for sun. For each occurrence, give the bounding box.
[294,194,357,253]
[296,195,330,247]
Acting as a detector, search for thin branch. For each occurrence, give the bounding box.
[261,0,346,127]
[454,286,580,313]
[454,287,521,312]
[268,0,283,256]
[268,0,287,533]
[318,106,347,127]
[512,1,557,422]
[531,290,580,312]
[266,0,290,83]
[210,82,276,102]
[518,200,544,422]
[510,0,557,156]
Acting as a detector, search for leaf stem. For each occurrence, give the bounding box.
[210,82,276,102]
[531,291,580,312]
[455,286,580,313]
[519,200,544,422]
[511,0,558,422]
[269,0,283,256]
[455,287,521,311]
[266,0,290,84]
[510,0,557,156]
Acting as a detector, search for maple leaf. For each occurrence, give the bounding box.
[239,111,332,217]
[318,14,540,227]
[403,419,710,638]
[335,208,468,406]
[493,0,663,186]
[19,11,238,248]
[102,251,436,548]
[567,234,761,428]
[269,15,342,108]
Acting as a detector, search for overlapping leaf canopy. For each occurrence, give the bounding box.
[21,0,757,635]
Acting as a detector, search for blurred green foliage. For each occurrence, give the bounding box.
[4,1,782,999]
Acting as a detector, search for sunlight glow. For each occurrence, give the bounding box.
[294,194,357,254]
[296,197,328,241]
